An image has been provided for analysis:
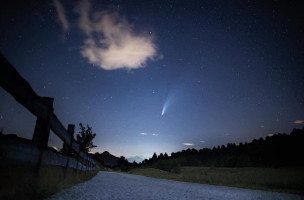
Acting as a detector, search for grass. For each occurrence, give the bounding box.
[128,166,304,195]
[0,165,99,200]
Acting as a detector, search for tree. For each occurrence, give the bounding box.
[164,152,169,159]
[152,152,157,160]
[76,123,97,153]
[158,153,164,159]
[118,156,130,171]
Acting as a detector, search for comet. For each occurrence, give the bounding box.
[161,99,169,116]
[161,89,177,116]
[161,106,166,116]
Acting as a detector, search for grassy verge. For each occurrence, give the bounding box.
[128,166,304,195]
[0,165,98,200]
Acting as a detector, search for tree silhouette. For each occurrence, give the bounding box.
[152,152,157,160]
[137,127,304,169]
[76,123,97,153]
[158,153,164,159]
[164,152,169,159]
[118,156,130,171]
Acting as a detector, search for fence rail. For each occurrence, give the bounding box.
[0,53,99,171]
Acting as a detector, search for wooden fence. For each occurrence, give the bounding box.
[0,53,99,171]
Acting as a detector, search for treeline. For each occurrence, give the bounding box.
[118,127,304,172]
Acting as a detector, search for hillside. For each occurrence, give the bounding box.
[92,151,119,167]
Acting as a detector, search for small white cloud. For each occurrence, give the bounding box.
[75,0,158,70]
[152,133,159,136]
[53,0,69,32]
[183,143,194,146]
[267,133,274,137]
[293,120,304,124]
[139,133,148,136]
[199,141,205,143]
[260,125,264,128]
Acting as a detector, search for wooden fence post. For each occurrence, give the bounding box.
[32,97,53,181]
[64,124,74,177]
[32,97,53,148]
[80,153,84,172]
[85,154,88,175]
[76,154,79,171]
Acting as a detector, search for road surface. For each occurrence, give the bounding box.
[47,171,304,200]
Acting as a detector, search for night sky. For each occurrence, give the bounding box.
[0,0,303,160]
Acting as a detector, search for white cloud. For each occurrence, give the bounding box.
[53,0,69,32]
[183,143,194,146]
[199,141,205,143]
[75,0,157,70]
[293,120,304,124]
[267,133,274,137]
[139,132,148,136]
[152,133,159,136]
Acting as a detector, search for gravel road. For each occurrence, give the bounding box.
[47,171,304,200]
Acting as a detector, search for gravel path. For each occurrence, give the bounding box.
[47,171,304,200]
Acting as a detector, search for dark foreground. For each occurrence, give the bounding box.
[47,172,304,200]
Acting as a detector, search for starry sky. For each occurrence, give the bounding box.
[0,0,303,160]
